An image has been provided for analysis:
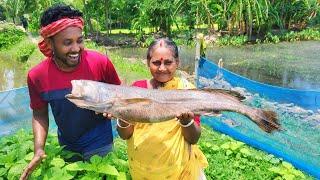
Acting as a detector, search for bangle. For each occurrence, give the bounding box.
[117,119,131,128]
[179,119,194,128]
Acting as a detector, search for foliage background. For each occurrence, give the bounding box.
[0,0,319,41]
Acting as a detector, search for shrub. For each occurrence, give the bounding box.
[17,43,36,62]
[0,23,26,50]
[216,35,248,47]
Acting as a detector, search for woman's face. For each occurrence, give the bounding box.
[148,47,179,83]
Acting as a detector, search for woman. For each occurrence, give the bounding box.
[117,38,208,180]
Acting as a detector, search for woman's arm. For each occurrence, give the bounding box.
[177,112,201,144]
[116,119,134,140]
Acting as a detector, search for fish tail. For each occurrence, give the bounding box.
[255,110,281,133]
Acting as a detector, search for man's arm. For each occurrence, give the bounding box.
[20,106,49,180]
[32,105,49,154]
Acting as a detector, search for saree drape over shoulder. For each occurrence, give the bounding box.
[128,77,208,180]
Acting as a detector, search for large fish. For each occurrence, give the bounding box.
[65,80,281,133]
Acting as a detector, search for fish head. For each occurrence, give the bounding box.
[65,80,114,113]
[65,93,114,113]
[67,80,97,101]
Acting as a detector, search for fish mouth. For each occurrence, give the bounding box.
[65,94,83,99]
[65,94,90,109]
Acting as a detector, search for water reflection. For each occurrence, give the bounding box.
[3,69,14,89]
[0,57,27,91]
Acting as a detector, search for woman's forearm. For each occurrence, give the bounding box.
[181,122,201,144]
[116,119,134,140]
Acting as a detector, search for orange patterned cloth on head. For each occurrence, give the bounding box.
[38,17,84,57]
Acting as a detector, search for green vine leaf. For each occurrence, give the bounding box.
[50,158,65,168]
[117,172,127,180]
[97,164,119,176]
[64,161,86,171]
[24,152,34,161]
[239,148,251,156]
[0,168,7,176]
[90,155,103,165]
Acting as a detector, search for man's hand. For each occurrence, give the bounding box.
[95,112,113,119]
[102,113,112,119]
[20,149,47,180]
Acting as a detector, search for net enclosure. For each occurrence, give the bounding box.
[196,57,320,179]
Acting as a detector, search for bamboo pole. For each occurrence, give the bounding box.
[195,34,201,87]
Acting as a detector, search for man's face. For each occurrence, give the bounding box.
[50,26,84,71]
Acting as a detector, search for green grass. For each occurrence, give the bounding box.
[109,53,150,84]
[85,40,151,84]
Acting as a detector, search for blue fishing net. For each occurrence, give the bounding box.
[0,87,37,136]
[0,87,118,137]
[197,57,320,178]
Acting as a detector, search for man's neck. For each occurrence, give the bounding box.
[53,57,78,72]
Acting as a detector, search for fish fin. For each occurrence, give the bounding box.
[121,98,152,105]
[223,119,241,127]
[202,111,222,117]
[200,88,245,101]
[256,110,281,133]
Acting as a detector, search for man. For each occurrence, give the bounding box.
[20,5,121,179]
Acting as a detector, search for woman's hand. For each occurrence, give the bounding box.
[176,112,201,144]
[176,112,194,125]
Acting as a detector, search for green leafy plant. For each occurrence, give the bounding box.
[198,125,312,180]
[0,23,26,50]
[216,35,248,47]
[269,162,306,180]
[17,43,36,62]
[0,126,313,179]
[0,130,130,180]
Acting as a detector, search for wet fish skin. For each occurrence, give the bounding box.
[65,80,281,133]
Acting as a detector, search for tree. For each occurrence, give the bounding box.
[3,0,26,24]
[0,4,6,21]
[133,0,175,36]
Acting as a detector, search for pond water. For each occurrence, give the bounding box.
[0,58,27,91]
[0,41,319,91]
[109,41,320,91]
[206,41,320,91]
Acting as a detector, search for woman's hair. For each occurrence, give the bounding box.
[147,38,179,62]
[40,4,83,27]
